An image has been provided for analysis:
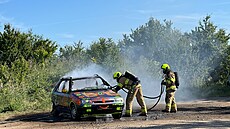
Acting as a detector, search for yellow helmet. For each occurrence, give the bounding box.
[161,63,170,70]
[113,72,122,79]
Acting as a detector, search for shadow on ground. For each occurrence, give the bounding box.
[126,120,230,129]
[178,106,230,115]
[3,112,109,123]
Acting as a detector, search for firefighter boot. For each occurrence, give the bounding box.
[123,109,132,117]
[162,102,171,113]
[170,103,177,113]
[139,107,147,116]
[162,110,170,113]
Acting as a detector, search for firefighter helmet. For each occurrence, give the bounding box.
[161,63,170,70]
[113,72,122,79]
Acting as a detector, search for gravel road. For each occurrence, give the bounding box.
[0,97,230,129]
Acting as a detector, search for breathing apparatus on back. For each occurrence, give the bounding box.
[124,71,140,85]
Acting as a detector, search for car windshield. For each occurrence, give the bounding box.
[71,77,106,91]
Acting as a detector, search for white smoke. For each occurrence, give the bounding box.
[64,63,112,82]
[63,59,198,110]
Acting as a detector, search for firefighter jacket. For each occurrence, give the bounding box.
[162,70,177,91]
[116,75,140,90]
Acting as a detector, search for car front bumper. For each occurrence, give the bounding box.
[77,103,124,115]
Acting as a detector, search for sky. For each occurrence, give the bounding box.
[0,0,230,48]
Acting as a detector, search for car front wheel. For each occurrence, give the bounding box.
[70,104,81,120]
[51,103,60,117]
[112,112,122,119]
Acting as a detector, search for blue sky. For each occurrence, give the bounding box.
[0,0,230,48]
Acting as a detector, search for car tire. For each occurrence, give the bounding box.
[70,104,81,120]
[51,103,60,117]
[112,113,122,119]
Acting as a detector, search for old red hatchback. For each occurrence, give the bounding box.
[51,74,124,120]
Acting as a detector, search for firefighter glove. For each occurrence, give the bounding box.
[113,86,121,93]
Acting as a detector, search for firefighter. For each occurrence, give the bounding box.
[113,71,147,117]
[161,64,177,113]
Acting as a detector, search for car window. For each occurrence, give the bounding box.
[71,81,78,91]
[57,81,66,92]
[57,80,70,93]
[71,78,105,91]
[63,81,70,92]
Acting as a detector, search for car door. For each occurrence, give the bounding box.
[59,80,71,109]
[52,80,66,107]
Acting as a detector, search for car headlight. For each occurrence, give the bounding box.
[81,99,86,104]
[114,97,123,103]
[81,99,92,104]
[82,99,92,107]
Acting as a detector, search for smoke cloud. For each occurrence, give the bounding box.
[64,58,199,111]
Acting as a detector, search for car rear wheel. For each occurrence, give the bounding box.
[112,112,122,119]
[70,104,81,120]
[51,103,60,117]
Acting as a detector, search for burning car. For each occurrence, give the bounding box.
[51,74,124,120]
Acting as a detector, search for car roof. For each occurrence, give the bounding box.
[60,74,110,86]
[61,74,99,80]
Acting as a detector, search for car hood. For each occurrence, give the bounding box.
[72,89,121,98]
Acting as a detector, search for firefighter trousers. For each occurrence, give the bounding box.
[165,89,177,112]
[125,84,147,115]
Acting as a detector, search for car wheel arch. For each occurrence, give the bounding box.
[69,102,76,108]
[70,102,81,120]
[51,102,60,117]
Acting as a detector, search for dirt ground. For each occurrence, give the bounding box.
[0,97,230,129]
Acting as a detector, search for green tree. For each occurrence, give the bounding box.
[0,24,57,66]
[59,41,88,71]
[0,24,58,112]
[118,18,194,78]
[187,16,230,86]
[87,38,122,72]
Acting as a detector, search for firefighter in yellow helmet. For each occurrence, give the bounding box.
[113,71,147,117]
[161,64,177,113]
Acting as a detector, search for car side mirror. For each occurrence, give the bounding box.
[62,89,67,93]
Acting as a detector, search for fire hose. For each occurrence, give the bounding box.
[109,84,165,111]
[98,74,165,111]
[120,84,164,111]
